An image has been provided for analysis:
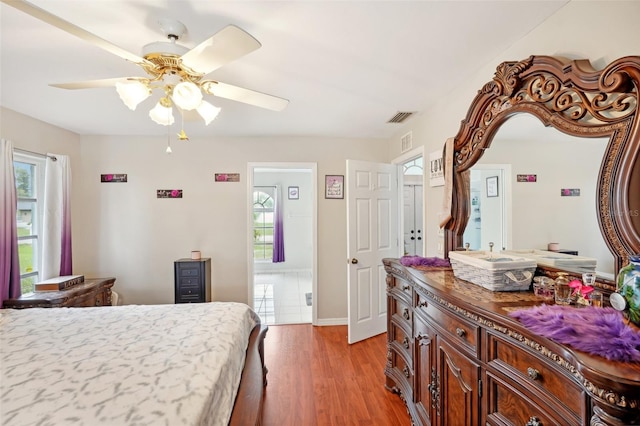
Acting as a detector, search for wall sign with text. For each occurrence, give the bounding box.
[429,150,444,187]
[101,174,127,183]
[157,189,183,198]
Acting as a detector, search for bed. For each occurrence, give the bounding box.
[0,302,268,426]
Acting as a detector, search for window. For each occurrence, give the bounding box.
[403,157,423,176]
[253,187,275,261]
[14,153,45,294]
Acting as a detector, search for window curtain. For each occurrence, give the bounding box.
[41,154,72,279]
[1,139,22,306]
[272,185,285,263]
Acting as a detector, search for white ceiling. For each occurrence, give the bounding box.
[0,0,569,139]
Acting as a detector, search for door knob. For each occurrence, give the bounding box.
[351,258,358,264]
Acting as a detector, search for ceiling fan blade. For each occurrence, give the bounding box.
[201,80,289,111]
[50,77,145,90]
[1,0,150,66]
[180,25,261,75]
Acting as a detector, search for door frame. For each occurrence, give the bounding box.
[467,163,512,251]
[393,146,425,256]
[247,162,318,325]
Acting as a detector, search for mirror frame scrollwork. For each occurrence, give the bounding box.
[442,55,640,274]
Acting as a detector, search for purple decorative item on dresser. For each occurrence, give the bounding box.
[510,305,640,362]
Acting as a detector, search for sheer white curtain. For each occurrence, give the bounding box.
[41,154,72,279]
[1,139,22,305]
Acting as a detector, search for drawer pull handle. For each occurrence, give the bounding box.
[526,417,542,426]
[402,285,410,291]
[418,301,428,308]
[403,308,410,320]
[456,327,466,338]
[402,337,410,349]
[527,367,540,380]
[403,366,410,378]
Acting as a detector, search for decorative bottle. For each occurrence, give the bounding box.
[610,255,640,326]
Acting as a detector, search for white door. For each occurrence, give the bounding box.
[347,160,400,344]
[403,184,424,256]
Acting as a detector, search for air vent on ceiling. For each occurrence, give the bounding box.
[387,111,415,124]
[401,131,413,153]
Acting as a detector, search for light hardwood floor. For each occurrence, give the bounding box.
[262,324,411,425]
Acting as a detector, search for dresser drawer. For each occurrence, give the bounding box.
[389,344,414,399]
[390,318,412,360]
[178,267,201,277]
[485,372,578,426]
[487,332,585,419]
[389,276,413,299]
[416,291,478,356]
[179,286,201,298]
[179,277,200,286]
[391,295,412,327]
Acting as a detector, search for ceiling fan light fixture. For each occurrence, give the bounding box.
[116,81,151,110]
[197,100,221,125]
[172,81,203,110]
[149,97,175,126]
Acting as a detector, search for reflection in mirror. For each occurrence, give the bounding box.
[402,157,424,256]
[465,114,613,277]
[463,165,509,251]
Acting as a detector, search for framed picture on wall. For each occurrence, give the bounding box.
[486,176,499,197]
[288,186,299,200]
[325,175,344,199]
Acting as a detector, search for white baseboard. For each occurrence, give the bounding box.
[314,317,347,326]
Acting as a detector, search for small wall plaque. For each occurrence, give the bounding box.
[214,173,240,182]
[517,174,537,182]
[288,186,299,200]
[157,189,183,198]
[325,175,344,199]
[101,174,127,183]
[561,188,580,197]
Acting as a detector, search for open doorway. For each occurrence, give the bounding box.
[462,164,511,251]
[402,156,424,256]
[248,163,317,325]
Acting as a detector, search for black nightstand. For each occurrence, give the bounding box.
[174,258,211,303]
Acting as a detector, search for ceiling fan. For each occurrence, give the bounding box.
[1,0,289,128]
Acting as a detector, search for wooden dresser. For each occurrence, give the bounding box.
[383,259,640,426]
[3,277,116,309]
[174,258,211,303]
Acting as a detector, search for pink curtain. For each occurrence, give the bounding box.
[1,139,22,306]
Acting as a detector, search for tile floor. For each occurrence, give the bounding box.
[253,270,312,325]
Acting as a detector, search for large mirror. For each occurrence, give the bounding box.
[442,55,640,280]
[462,114,614,277]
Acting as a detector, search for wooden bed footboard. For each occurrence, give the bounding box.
[229,323,269,426]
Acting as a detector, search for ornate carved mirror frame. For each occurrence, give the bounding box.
[442,55,640,275]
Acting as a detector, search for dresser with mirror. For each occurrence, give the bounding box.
[385,55,640,426]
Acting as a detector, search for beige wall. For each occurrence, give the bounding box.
[388,1,640,261]
[2,105,387,322]
[74,135,388,322]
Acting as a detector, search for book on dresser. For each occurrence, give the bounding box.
[34,275,85,292]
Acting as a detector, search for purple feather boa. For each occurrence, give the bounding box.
[400,256,451,268]
[510,305,640,362]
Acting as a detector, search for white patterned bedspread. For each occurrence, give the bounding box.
[0,302,260,426]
